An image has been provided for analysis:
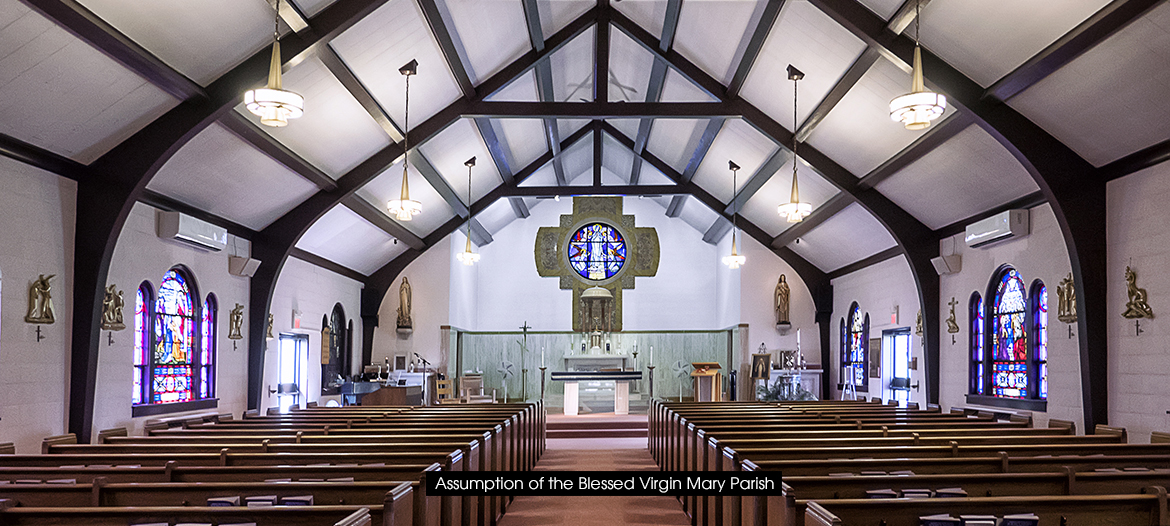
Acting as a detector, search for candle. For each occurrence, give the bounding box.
[649,346,654,364]
[541,346,545,368]
[796,329,801,351]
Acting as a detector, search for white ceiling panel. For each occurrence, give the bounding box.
[0,2,177,163]
[147,123,318,229]
[355,160,457,237]
[476,197,522,238]
[494,118,546,170]
[418,119,503,204]
[692,119,779,203]
[537,0,594,40]
[518,162,559,187]
[874,124,1039,229]
[608,119,642,139]
[291,0,336,18]
[234,56,389,178]
[806,57,955,177]
[636,160,676,186]
[487,69,539,101]
[610,28,655,102]
[919,0,1112,88]
[602,133,634,183]
[600,165,627,185]
[677,195,721,235]
[615,0,668,38]
[1008,2,1170,166]
[442,0,529,84]
[646,118,704,172]
[675,0,763,84]
[558,119,590,139]
[332,0,462,127]
[660,68,718,102]
[741,0,867,130]
[740,158,841,237]
[563,132,594,186]
[552,26,596,102]
[77,0,276,85]
[787,203,896,272]
[858,0,903,20]
[296,204,406,276]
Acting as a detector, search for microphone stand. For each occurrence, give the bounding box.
[415,353,432,405]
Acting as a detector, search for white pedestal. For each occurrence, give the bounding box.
[563,381,579,416]
[615,380,630,415]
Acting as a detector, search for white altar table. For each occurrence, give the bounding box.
[550,371,642,416]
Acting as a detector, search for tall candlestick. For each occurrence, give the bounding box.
[650,345,653,364]
[796,329,801,351]
[541,346,545,368]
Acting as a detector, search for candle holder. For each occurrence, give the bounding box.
[647,365,655,399]
[539,366,547,400]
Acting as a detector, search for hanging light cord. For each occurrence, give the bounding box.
[273,0,280,43]
[403,72,411,176]
[466,164,473,238]
[792,73,798,180]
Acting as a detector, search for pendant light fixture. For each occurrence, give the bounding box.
[243,0,304,127]
[456,157,481,266]
[388,60,423,221]
[889,0,946,130]
[778,65,812,223]
[722,161,746,269]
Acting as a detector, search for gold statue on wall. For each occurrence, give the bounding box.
[101,285,125,331]
[25,274,55,324]
[774,275,791,326]
[1123,266,1154,319]
[915,310,923,335]
[1057,272,1077,323]
[266,313,274,339]
[945,297,960,334]
[228,303,245,340]
[397,277,413,329]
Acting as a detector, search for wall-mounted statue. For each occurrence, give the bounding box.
[266,313,274,339]
[945,297,960,334]
[25,274,55,324]
[1123,266,1154,319]
[774,275,790,326]
[1057,272,1077,323]
[915,310,923,336]
[228,303,245,340]
[101,285,125,331]
[397,277,413,329]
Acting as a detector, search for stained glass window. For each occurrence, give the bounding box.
[840,303,868,393]
[153,270,195,404]
[133,283,152,405]
[992,268,1028,398]
[969,293,984,395]
[1033,281,1048,400]
[200,295,216,399]
[567,223,626,281]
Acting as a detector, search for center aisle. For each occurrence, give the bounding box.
[498,436,691,525]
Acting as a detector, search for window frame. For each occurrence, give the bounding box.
[968,292,984,396]
[839,302,869,394]
[966,265,1047,411]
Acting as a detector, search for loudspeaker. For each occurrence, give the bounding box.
[228,256,262,277]
[930,254,961,275]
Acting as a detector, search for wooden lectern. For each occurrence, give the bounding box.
[691,362,723,402]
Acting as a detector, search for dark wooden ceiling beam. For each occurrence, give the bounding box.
[501,184,681,197]
[629,0,682,185]
[825,246,903,280]
[610,10,726,100]
[725,148,792,216]
[0,132,89,181]
[472,118,530,218]
[1101,137,1170,181]
[22,0,206,101]
[884,0,933,35]
[771,192,852,248]
[318,45,403,140]
[416,0,475,98]
[521,0,582,187]
[984,0,1162,102]
[795,46,881,142]
[726,0,787,98]
[857,111,973,190]
[340,194,426,250]
[667,118,725,217]
[289,247,367,282]
[408,149,493,244]
[219,111,337,191]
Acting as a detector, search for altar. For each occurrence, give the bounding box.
[563,354,631,371]
[551,370,642,416]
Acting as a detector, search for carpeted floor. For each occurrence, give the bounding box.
[497,434,690,525]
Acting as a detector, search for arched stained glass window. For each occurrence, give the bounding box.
[133,282,152,405]
[200,294,217,399]
[969,292,984,396]
[567,223,626,281]
[992,268,1028,398]
[840,303,869,393]
[1032,281,1048,400]
[321,303,347,396]
[154,270,196,404]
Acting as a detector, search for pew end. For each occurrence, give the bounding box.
[335,507,373,526]
[1151,431,1170,444]
[0,442,15,455]
[1095,424,1128,442]
[96,428,128,444]
[41,434,76,454]
[804,501,841,526]
[1048,418,1076,435]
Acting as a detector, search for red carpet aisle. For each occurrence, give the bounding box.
[498,416,690,525]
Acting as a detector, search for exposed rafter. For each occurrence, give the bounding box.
[219,111,337,191]
[666,118,724,217]
[408,150,493,245]
[472,118,531,218]
[629,0,683,185]
[1101,137,1170,181]
[417,0,475,98]
[726,0,786,99]
[318,45,403,140]
[725,148,791,215]
[984,0,1162,102]
[885,0,933,34]
[826,246,902,280]
[289,247,367,283]
[794,46,881,142]
[521,0,579,187]
[857,111,973,189]
[22,0,205,101]
[771,193,851,248]
[0,132,89,181]
[340,195,426,250]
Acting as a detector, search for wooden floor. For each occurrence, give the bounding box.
[499,417,689,525]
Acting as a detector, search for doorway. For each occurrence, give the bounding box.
[884,328,912,404]
[277,333,307,413]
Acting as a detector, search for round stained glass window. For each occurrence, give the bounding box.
[567,223,626,281]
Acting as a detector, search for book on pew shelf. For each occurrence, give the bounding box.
[327,477,356,482]
[363,462,385,467]
[175,523,212,526]
[860,471,887,476]
[1093,467,1120,472]
[207,496,241,507]
[264,478,293,483]
[115,464,141,468]
[130,523,168,526]
[281,495,314,506]
[0,481,10,485]
[828,473,854,477]
[298,478,325,482]
[918,514,960,525]
[46,478,76,484]
[244,495,278,507]
[219,523,257,526]
[958,515,997,526]
[934,487,967,498]
[866,489,898,499]
[900,489,933,499]
[889,470,916,476]
[58,465,84,469]
[1000,513,1040,526]
[14,479,40,484]
[87,464,112,469]
[1123,466,1151,471]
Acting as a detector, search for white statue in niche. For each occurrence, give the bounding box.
[397,277,413,329]
[774,275,790,325]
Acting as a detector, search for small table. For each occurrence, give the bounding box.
[550,371,643,416]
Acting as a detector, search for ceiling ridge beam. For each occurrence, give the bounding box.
[289,247,368,282]
[825,245,903,280]
[984,0,1162,102]
[341,194,426,249]
[1101,137,1170,181]
[726,148,792,215]
[932,190,1048,240]
[22,0,206,101]
[795,46,881,142]
[139,189,258,239]
[501,185,681,197]
[0,132,89,181]
[857,111,973,190]
[417,0,475,98]
[219,111,337,191]
[726,0,787,98]
[771,192,852,248]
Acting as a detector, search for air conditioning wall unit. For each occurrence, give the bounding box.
[156,210,228,251]
[964,209,1029,248]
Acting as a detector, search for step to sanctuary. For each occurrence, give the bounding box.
[547,413,649,439]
